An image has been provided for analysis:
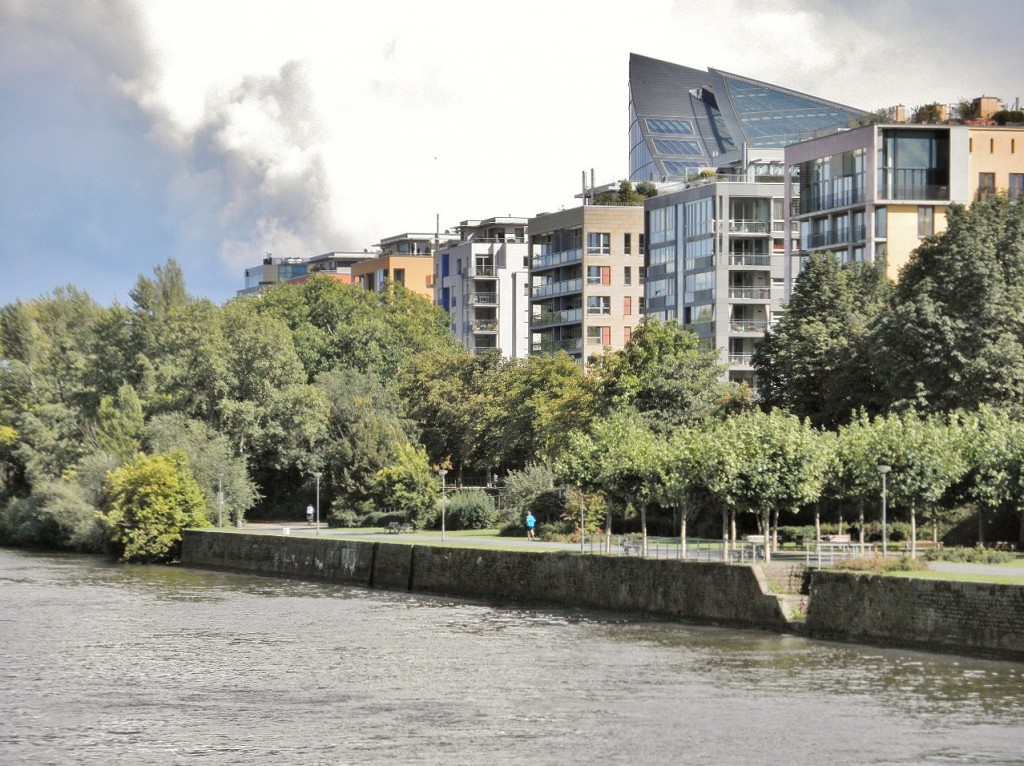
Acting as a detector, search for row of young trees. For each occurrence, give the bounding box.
[2,195,1023,559]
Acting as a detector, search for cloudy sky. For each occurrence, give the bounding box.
[1,0,1021,307]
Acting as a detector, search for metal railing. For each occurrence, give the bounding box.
[468,292,498,304]
[531,337,583,354]
[728,254,772,267]
[729,219,769,234]
[729,353,755,366]
[531,308,583,327]
[466,265,497,277]
[729,319,770,333]
[728,287,771,300]
[532,248,582,270]
[532,278,583,298]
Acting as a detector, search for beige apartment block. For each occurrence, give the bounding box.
[529,204,646,363]
[351,253,435,300]
[785,123,1024,289]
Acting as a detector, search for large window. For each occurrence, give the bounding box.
[587,232,611,254]
[918,206,934,238]
[1011,174,1024,202]
[979,172,996,199]
[587,266,602,285]
[587,296,611,315]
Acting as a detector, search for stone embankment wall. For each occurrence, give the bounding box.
[180,531,789,630]
[806,570,1024,659]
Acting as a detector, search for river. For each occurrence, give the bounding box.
[1,548,1022,765]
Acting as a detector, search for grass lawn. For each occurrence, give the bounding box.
[890,569,1024,585]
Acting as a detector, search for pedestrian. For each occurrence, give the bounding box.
[525,511,536,540]
[306,504,315,526]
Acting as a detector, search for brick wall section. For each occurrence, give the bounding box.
[181,531,788,630]
[806,570,1024,659]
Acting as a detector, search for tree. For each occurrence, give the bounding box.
[595,317,738,433]
[94,384,144,462]
[753,253,891,428]
[368,441,438,527]
[960,406,1024,546]
[872,196,1024,413]
[99,452,210,563]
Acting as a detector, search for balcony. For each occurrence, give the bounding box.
[466,265,497,278]
[805,224,867,250]
[531,278,583,299]
[531,308,583,327]
[729,319,771,333]
[532,337,583,355]
[469,319,498,332]
[728,287,771,301]
[728,254,772,267]
[729,353,755,367]
[471,346,499,356]
[728,220,769,234]
[468,292,498,305]
[798,186,865,215]
[532,247,582,271]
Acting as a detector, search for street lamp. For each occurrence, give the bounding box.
[877,464,890,557]
[313,471,322,536]
[439,469,448,541]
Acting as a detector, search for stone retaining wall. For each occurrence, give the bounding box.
[806,570,1024,660]
[180,531,789,630]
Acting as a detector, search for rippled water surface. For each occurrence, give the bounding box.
[2,548,1023,765]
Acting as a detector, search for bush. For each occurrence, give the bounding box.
[500,463,556,525]
[442,489,496,530]
[0,479,104,551]
[833,555,927,573]
[360,510,409,528]
[922,546,1016,564]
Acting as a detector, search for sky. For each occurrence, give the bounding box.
[1,0,1022,308]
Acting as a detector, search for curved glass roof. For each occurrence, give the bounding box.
[629,54,867,180]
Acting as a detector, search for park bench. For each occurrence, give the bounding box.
[822,534,851,544]
[386,522,414,534]
[744,534,767,545]
[620,536,644,556]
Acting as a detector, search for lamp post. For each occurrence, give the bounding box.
[439,469,448,541]
[313,471,322,536]
[877,464,890,557]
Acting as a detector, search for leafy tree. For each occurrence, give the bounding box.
[368,441,437,527]
[595,318,737,433]
[94,384,144,462]
[99,452,210,563]
[700,410,827,561]
[144,413,260,526]
[753,253,891,428]
[871,196,1024,413]
[0,478,102,551]
[960,406,1024,546]
[441,488,496,531]
[500,462,557,526]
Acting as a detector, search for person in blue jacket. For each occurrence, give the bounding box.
[525,511,536,540]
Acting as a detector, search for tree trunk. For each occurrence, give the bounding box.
[730,509,737,550]
[814,504,821,546]
[722,508,729,561]
[680,508,687,559]
[641,506,648,556]
[763,508,771,563]
[605,501,612,553]
[978,505,986,545]
[857,499,865,546]
[932,508,939,545]
[910,504,917,558]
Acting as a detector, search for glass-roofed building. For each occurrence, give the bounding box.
[629,53,867,182]
[631,53,868,393]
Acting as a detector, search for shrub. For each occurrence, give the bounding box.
[922,546,1016,564]
[0,479,103,551]
[442,489,496,530]
[833,555,927,573]
[500,463,555,525]
[361,510,409,528]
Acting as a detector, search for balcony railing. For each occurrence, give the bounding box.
[728,220,769,234]
[532,337,583,355]
[728,254,772,267]
[471,346,499,356]
[469,319,498,332]
[805,224,867,249]
[532,248,582,271]
[728,287,771,300]
[466,265,497,277]
[798,185,865,215]
[468,292,498,305]
[729,319,771,333]
[729,353,755,366]
[531,278,582,298]
[531,308,583,327]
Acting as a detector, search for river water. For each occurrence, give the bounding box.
[2,549,1023,766]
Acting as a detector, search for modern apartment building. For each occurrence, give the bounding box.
[434,217,530,357]
[529,205,645,363]
[352,232,442,300]
[785,123,1024,287]
[238,251,369,296]
[644,171,792,388]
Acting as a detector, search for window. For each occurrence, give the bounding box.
[624,296,632,316]
[587,296,611,315]
[587,232,610,254]
[624,266,632,286]
[587,266,602,285]
[639,233,646,253]
[979,172,996,199]
[394,268,405,286]
[639,296,646,313]
[587,326,611,346]
[875,207,887,238]
[639,267,647,284]
[917,206,934,237]
[1010,174,1024,202]
[624,233,632,255]
[623,326,632,344]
